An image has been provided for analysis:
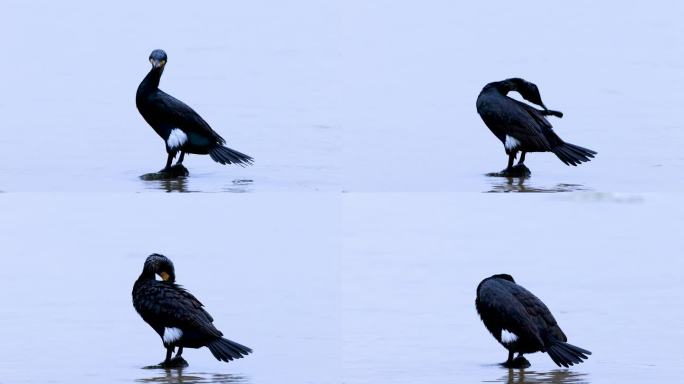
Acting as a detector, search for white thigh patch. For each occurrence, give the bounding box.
[501,329,518,344]
[167,129,188,149]
[163,327,183,344]
[504,135,520,151]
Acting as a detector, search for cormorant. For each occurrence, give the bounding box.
[476,78,596,177]
[132,254,252,367]
[136,49,253,173]
[475,274,591,368]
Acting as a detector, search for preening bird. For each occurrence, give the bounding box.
[136,49,253,172]
[476,78,596,176]
[132,254,252,367]
[475,274,591,368]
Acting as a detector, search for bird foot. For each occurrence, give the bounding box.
[140,165,189,181]
[144,356,189,369]
[502,356,531,369]
[166,356,189,368]
[487,164,531,178]
[160,164,189,177]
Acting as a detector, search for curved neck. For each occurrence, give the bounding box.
[483,80,515,96]
[139,66,163,94]
[137,269,155,282]
[495,80,516,95]
[492,80,547,110]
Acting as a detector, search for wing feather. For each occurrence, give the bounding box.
[478,94,558,150]
[148,91,226,144]
[476,279,545,348]
[134,281,222,338]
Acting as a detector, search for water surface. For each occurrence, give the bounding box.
[0,194,340,384]
[1,1,683,383]
[341,194,684,383]
[2,1,683,192]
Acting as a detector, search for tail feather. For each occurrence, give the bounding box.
[209,145,254,166]
[551,142,597,166]
[547,341,592,368]
[207,337,253,363]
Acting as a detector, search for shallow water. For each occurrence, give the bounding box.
[2,1,684,193]
[337,1,684,193]
[1,194,682,383]
[341,194,684,383]
[485,369,589,384]
[1,1,684,383]
[0,195,340,384]
[1,1,341,193]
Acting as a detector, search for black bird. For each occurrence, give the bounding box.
[136,49,253,172]
[132,254,252,367]
[476,78,596,176]
[475,274,591,368]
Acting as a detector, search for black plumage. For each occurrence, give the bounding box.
[132,254,252,367]
[476,78,596,175]
[475,274,591,368]
[136,49,253,172]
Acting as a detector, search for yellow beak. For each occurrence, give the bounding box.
[160,271,170,281]
[150,59,166,68]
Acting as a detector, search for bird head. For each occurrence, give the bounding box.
[506,78,547,109]
[492,273,515,283]
[143,253,176,282]
[503,78,563,117]
[149,49,168,69]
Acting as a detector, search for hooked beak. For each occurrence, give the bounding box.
[542,105,564,118]
[150,59,166,68]
[159,271,171,281]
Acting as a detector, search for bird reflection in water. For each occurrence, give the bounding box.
[141,177,254,193]
[486,177,587,193]
[493,369,589,384]
[144,177,191,193]
[137,367,249,384]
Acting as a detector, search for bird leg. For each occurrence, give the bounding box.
[487,152,530,178]
[164,346,173,364]
[512,353,530,368]
[176,151,185,165]
[510,152,531,176]
[502,351,531,369]
[167,346,188,367]
[507,153,515,170]
[156,151,189,178]
[163,153,174,171]
[517,152,526,165]
[157,346,188,368]
[495,152,530,178]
